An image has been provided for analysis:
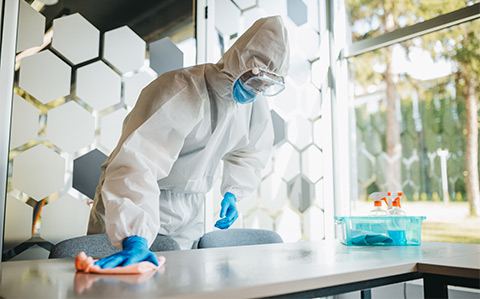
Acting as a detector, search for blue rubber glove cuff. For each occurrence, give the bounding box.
[122,235,148,250]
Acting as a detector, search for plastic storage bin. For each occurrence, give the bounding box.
[335,216,426,246]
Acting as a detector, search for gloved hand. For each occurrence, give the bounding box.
[94,235,159,269]
[214,192,238,229]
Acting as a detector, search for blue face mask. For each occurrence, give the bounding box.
[232,80,260,104]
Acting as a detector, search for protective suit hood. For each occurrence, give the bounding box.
[206,16,290,99]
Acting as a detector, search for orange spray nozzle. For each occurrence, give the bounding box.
[392,197,401,207]
[381,197,391,208]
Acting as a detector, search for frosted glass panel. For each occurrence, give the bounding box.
[100,108,128,153]
[40,194,90,244]
[16,0,45,52]
[10,94,39,149]
[245,210,273,230]
[46,101,95,153]
[76,61,121,110]
[287,0,308,26]
[52,13,99,64]
[288,176,314,213]
[209,0,325,243]
[149,37,184,77]
[4,195,33,251]
[18,50,71,104]
[103,26,145,74]
[73,149,108,199]
[12,144,65,201]
[303,205,325,241]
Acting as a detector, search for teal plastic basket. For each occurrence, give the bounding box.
[335,216,426,246]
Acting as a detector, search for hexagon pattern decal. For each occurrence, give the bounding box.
[103,26,145,74]
[52,13,99,64]
[19,50,71,104]
[10,94,39,149]
[76,61,121,110]
[46,101,95,153]
[12,144,65,201]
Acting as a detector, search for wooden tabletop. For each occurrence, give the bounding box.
[1,241,479,298]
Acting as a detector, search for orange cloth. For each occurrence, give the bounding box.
[75,251,165,274]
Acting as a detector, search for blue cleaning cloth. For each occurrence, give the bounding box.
[350,230,393,245]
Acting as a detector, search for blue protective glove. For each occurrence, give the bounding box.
[94,235,159,269]
[214,192,238,229]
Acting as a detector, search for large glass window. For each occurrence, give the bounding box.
[349,18,480,243]
[346,0,480,42]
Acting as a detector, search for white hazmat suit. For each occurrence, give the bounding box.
[88,16,290,250]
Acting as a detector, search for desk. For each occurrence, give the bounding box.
[0,241,479,298]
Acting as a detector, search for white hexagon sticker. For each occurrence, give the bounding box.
[124,70,156,107]
[302,145,323,183]
[100,108,128,153]
[12,144,65,201]
[46,101,95,153]
[287,115,312,150]
[19,50,71,104]
[269,79,299,121]
[274,142,300,182]
[215,0,240,37]
[52,13,99,65]
[10,94,39,149]
[4,195,33,251]
[275,207,302,243]
[260,173,287,213]
[76,60,121,111]
[17,0,45,52]
[299,84,322,120]
[104,26,145,74]
[40,194,90,244]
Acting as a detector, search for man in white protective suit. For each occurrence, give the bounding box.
[88,16,289,269]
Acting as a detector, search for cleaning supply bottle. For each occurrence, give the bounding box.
[388,192,406,215]
[367,192,389,216]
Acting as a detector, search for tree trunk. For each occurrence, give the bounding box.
[464,77,480,216]
[385,45,402,191]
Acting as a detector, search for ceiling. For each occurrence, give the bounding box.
[38,0,194,42]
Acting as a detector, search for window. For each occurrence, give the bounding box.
[349,16,480,243]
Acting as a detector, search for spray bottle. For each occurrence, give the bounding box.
[367,192,389,216]
[388,192,406,215]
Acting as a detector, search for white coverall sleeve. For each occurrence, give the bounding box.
[101,97,202,249]
[221,100,274,200]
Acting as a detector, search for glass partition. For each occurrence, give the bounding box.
[3,0,195,260]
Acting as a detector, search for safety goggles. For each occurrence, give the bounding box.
[239,68,285,96]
